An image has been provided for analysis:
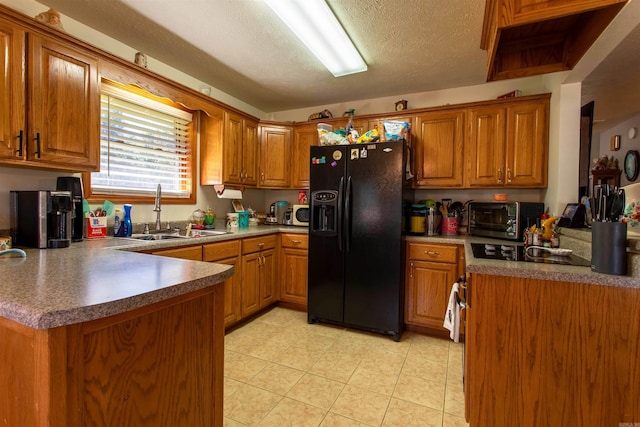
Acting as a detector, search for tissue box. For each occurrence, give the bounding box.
[86,217,107,238]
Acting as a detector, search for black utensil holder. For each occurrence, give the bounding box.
[591,221,627,275]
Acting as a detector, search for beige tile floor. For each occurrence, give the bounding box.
[224,307,469,427]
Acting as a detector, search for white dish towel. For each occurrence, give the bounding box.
[443,281,462,343]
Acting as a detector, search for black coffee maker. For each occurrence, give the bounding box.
[56,177,84,241]
[10,190,73,248]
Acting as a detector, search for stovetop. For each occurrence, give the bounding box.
[470,243,592,267]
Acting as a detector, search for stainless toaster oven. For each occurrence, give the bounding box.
[468,201,544,240]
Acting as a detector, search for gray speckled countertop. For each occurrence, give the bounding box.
[406,232,640,289]
[0,225,305,330]
[2,224,636,330]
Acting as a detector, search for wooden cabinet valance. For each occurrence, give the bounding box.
[481,0,627,81]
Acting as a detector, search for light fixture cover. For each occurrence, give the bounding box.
[264,0,367,77]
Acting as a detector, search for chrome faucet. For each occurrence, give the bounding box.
[154,184,162,231]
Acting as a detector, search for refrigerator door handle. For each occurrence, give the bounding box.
[337,176,344,252]
[345,175,352,252]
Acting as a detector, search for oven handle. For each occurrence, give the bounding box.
[455,275,468,309]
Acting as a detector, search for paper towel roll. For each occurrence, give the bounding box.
[217,188,243,199]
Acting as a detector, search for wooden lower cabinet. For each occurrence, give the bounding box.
[405,242,464,331]
[0,286,224,427]
[150,244,203,260]
[241,235,277,317]
[203,240,241,328]
[465,273,640,426]
[280,233,309,307]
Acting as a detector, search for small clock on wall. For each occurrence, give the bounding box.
[624,149,639,181]
[395,100,408,111]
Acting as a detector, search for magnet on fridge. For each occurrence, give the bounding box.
[360,147,367,158]
[332,151,342,161]
[331,161,338,167]
[351,149,359,160]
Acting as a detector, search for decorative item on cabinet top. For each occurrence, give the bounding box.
[34,8,64,31]
[395,100,408,111]
[134,52,148,69]
[308,109,333,121]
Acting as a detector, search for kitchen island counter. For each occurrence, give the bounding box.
[0,235,240,426]
[0,225,308,329]
[0,242,233,330]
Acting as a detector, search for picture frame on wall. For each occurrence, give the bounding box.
[610,134,621,151]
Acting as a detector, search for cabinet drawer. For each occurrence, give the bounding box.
[408,242,459,263]
[280,233,308,249]
[203,239,241,262]
[151,245,203,261]
[242,235,277,255]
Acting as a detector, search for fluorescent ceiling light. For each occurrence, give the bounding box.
[264,0,367,77]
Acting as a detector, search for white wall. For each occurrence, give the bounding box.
[268,75,556,123]
[597,113,640,186]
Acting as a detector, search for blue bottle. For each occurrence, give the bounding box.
[123,204,133,237]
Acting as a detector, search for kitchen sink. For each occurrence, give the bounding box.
[128,233,190,241]
[127,229,228,241]
[191,229,228,236]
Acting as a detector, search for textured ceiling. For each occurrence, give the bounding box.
[36,0,640,128]
[38,0,487,112]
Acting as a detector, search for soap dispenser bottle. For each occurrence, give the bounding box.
[123,204,133,237]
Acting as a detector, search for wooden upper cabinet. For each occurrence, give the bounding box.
[0,18,25,162]
[243,119,259,186]
[259,124,291,188]
[413,110,465,187]
[466,94,549,188]
[223,111,258,185]
[199,106,225,186]
[292,124,317,189]
[506,99,548,187]
[0,17,99,171]
[466,105,506,187]
[223,111,244,184]
[27,34,100,170]
[481,0,627,81]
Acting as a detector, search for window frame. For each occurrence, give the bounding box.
[83,80,198,205]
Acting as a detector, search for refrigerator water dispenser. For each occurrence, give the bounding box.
[310,190,337,235]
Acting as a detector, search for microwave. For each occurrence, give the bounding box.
[292,204,310,226]
[468,201,544,240]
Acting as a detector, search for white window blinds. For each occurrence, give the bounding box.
[92,84,193,198]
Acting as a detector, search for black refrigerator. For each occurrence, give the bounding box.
[308,140,411,341]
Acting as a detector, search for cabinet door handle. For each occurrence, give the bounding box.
[424,250,439,256]
[291,239,302,244]
[497,168,503,184]
[257,242,264,248]
[16,130,23,156]
[34,132,41,158]
[261,172,265,183]
[409,261,414,279]
[507,168,512,183]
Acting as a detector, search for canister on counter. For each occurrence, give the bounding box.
[409,204,426,235]
[226,212,239,231]
[238,211,249,228]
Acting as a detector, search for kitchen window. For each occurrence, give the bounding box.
[84,81,196,204]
